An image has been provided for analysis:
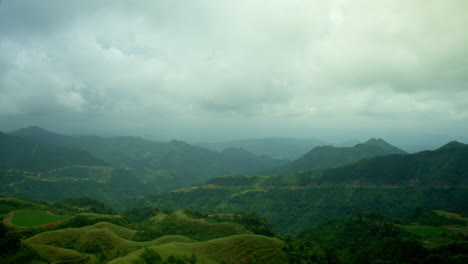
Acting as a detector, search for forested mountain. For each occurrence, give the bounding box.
[0,131,106,171]
[10,126,287,187]
[198,137,327,159]
[140,141,468,234]
[316,141,468,187]
[263,138,407,175]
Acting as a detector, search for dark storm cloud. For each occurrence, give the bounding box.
[0,0,467,141]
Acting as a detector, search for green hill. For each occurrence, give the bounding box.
[136,211,252,241]
[264,138,407,175]
[2,194,466,264]
[23,213,286,264]
[110,234,287,264]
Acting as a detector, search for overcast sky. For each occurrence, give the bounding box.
[0,0,467,147]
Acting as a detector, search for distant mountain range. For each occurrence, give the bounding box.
[262,138,407,175]
[198,137,329,160]
[0,131,106,171]
[10,127,287,183]
[207,140,467,188]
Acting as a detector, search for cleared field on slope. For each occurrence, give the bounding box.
[11,210,71,227]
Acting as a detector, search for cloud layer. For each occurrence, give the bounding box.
[1,0,467,142]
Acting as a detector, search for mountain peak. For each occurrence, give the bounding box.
[12,126,58,136]
[438,141,467,151]
[361,138,389,146]
[355,138,406,155]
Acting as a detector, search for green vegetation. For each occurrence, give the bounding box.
[0,222,47,264]
[143,187,468,235]
[1,127,467,263]
[319,141,468,186]
[23,217,286,264]
[292,211,468,264]
[263,138,407,175]
[1,194,467,264]
[134,211,251,241]
[54,197,117,214]
[11,210,71,227]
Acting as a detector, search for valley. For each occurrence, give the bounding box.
[1,127,467,263]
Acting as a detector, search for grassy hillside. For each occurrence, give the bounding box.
[24,215,286,264]
[110,234,287,264]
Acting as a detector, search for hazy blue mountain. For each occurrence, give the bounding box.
[198,137,327,160]
[263,138,407,175]
[10,126,286,187]
[0,131,106,171]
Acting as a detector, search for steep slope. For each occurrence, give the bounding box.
[264,138,407,175]
[320,141,468,187]
[10,127,286,188]
[0,131,106,172]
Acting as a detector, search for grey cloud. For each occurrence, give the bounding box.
[0,0,467,141]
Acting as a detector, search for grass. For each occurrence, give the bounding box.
[30,244,99,264]
[26,219,287,264]
[109,234,287,264]
[93,222,137,240]
[397,224,452,238]
[11,210,71,227]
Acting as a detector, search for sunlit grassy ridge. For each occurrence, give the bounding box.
[149,211,252,241]
[109,234,287,264]
[25,220,287,264]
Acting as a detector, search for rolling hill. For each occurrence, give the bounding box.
[1,197,288,264]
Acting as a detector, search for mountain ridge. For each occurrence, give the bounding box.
[8,126,288,189]
[262,138,407,175]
